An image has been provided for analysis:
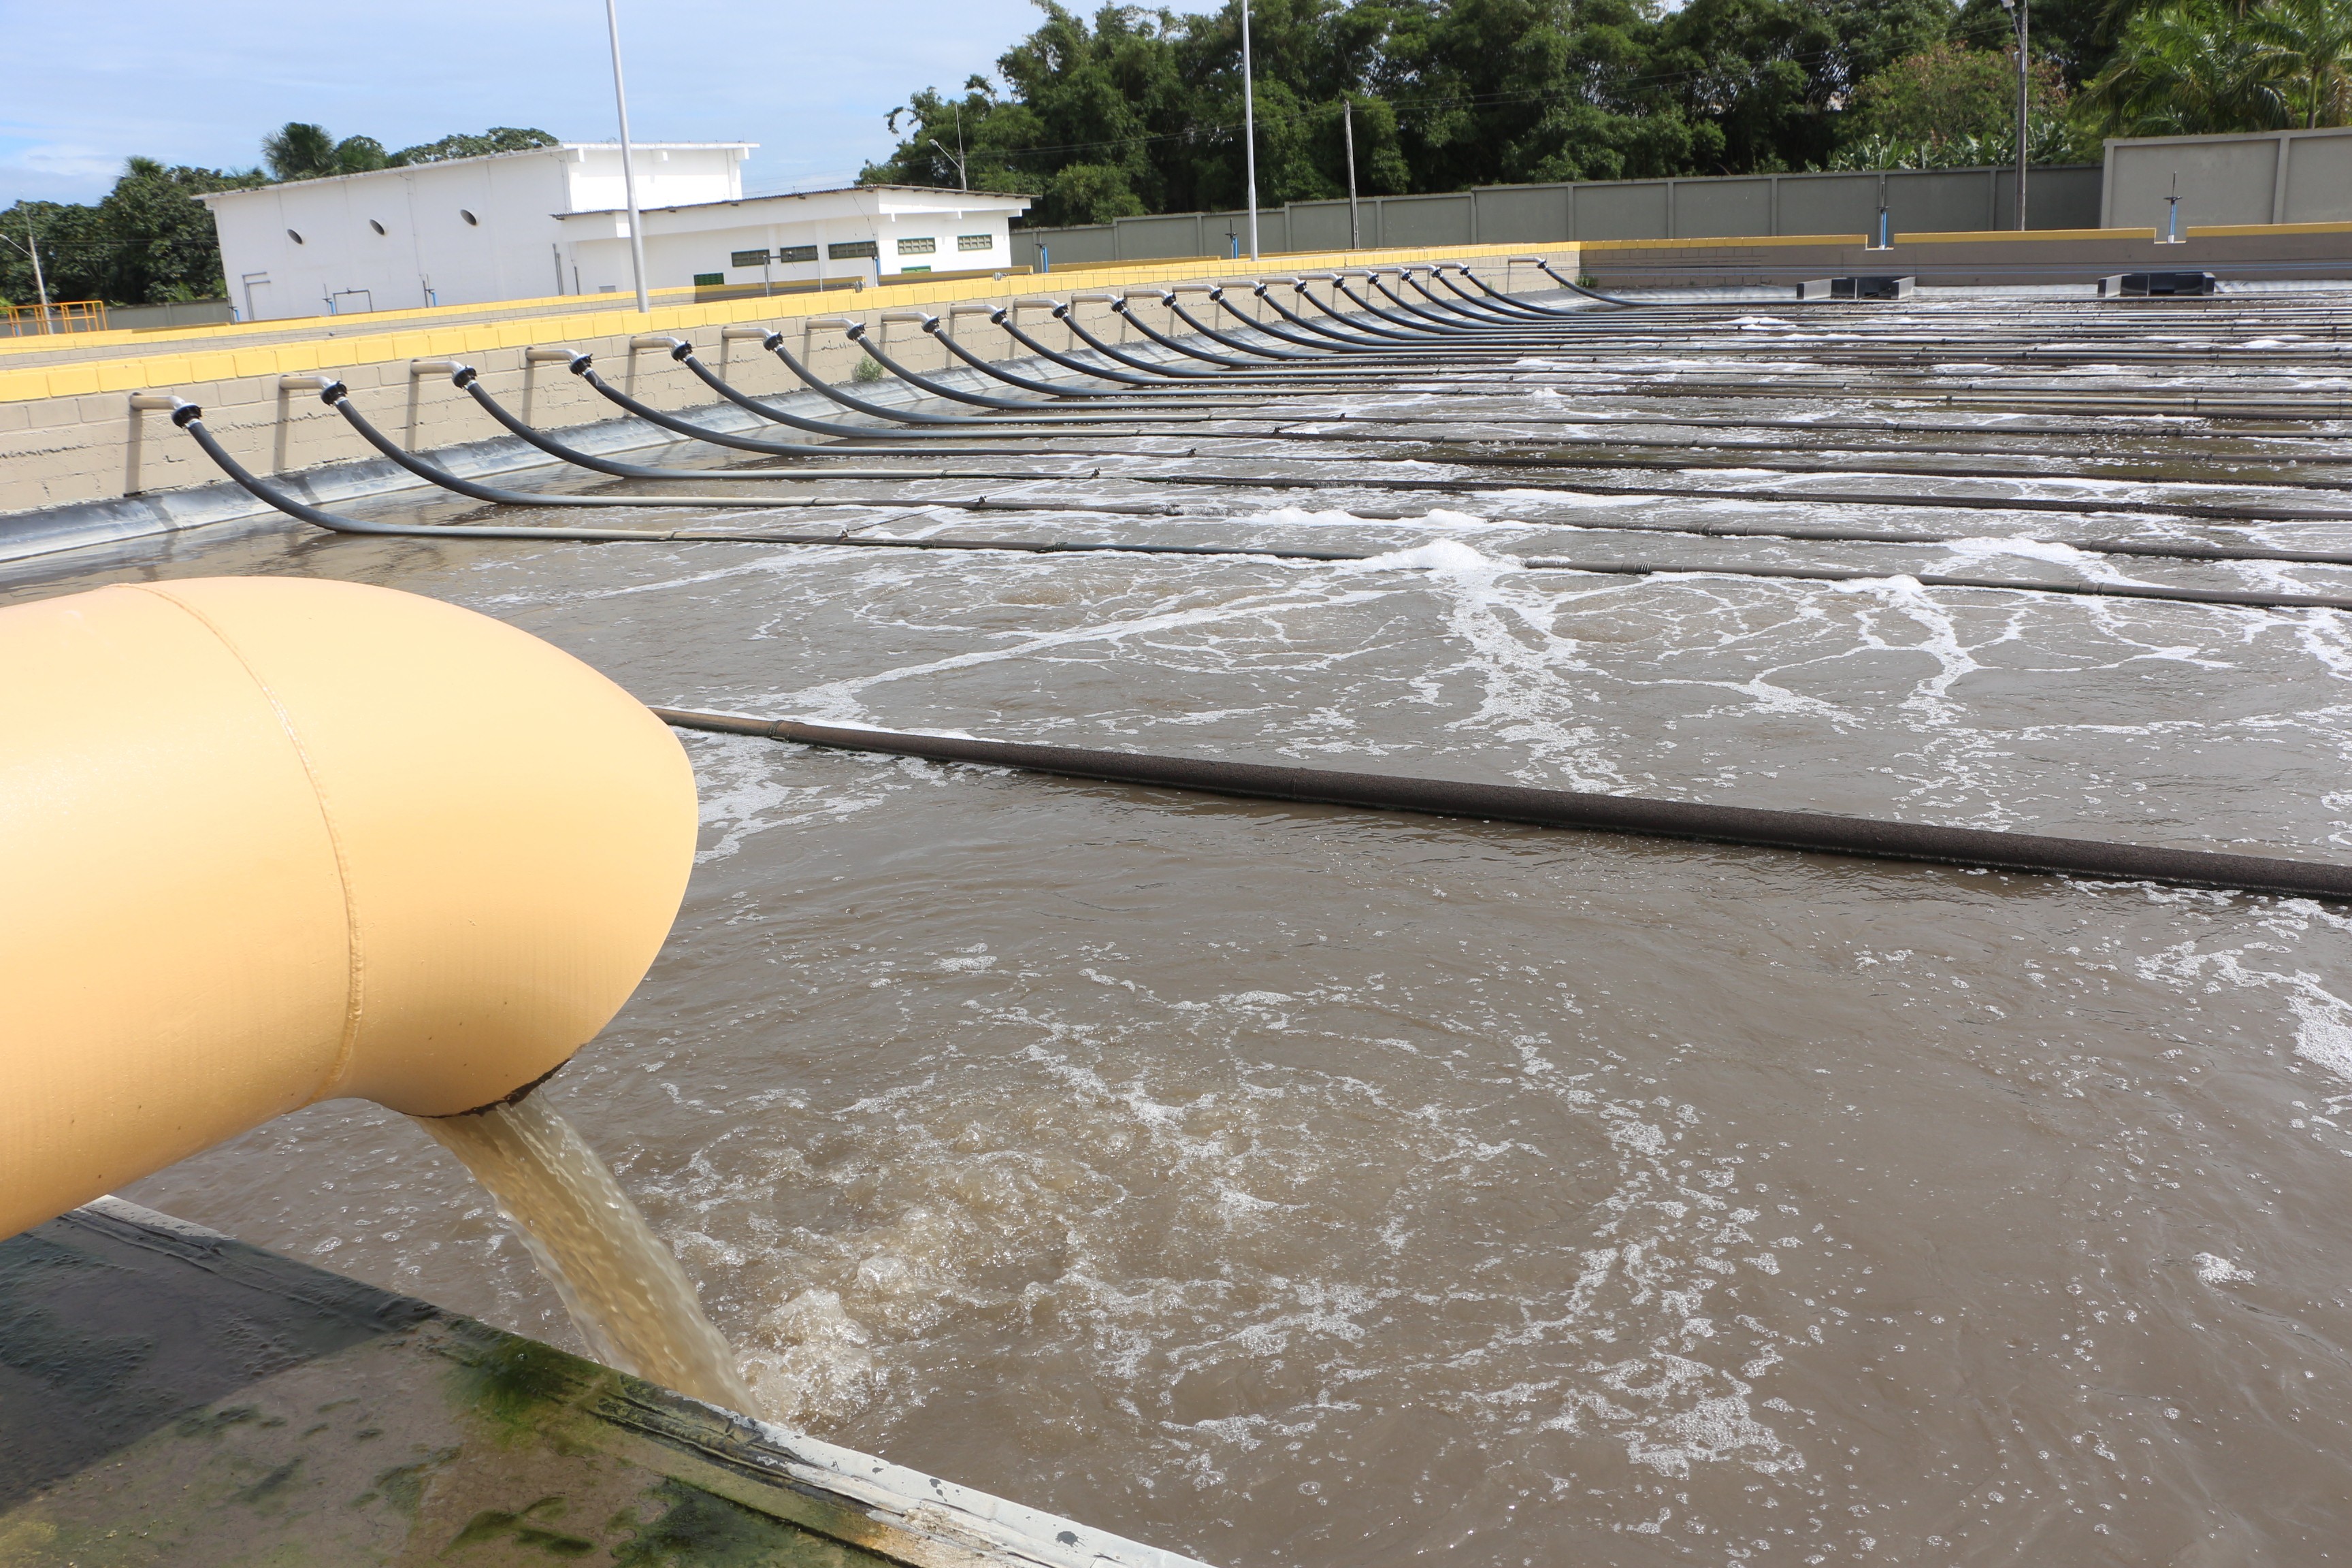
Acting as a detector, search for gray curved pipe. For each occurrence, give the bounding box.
[566,353,1001,452]
[159,397,2352,617]
[1110,297,1282,370]
[1334,276,1456,335]
[1054,304,1225,379]
[1291,280,1433,342]
[1432,265,1555,322]
[1530,259,1641,310]
[915,316,1162,399]
[760,331,1003,426]
[1250,282,1396,348]
[1402,267,1531,325]
[1213,289,1361,353]
[842,321,1186,424]
[1365,271,1487,331]
[990,306,1173,387]
[172,395,1162,536]
[1160,293,1321,362]
[440,361,1039,472]
[319,378,885,511]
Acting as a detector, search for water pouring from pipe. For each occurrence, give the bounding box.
[419,1096,760,1414]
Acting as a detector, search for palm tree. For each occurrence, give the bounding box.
[2246,0,2352,126]
[2081,0,2352,135]
[260,122,340,182]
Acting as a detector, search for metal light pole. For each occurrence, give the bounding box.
[928,139,968,191]
[1999,0,2028,231]
[1239,0,1260,261]
[1343,98,1360,250]
[604,0,651,312]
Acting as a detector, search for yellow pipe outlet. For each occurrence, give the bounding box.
[0,577,698,1241]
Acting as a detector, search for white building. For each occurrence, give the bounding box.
[199,142,1031,321]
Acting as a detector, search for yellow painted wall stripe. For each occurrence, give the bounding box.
[2185,220,2352,238]
[0,242,1570,406]
[1890,227,2158,244]
[1580,234,1869,251]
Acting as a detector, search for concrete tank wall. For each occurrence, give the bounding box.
[1015,165,2105,265]
[0,240,1579,557]
[2103,127,2352,229]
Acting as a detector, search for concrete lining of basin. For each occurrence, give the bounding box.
[0,1198,1211,1568]
[0,243,1581,554]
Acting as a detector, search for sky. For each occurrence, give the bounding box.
[0,0,1057,206]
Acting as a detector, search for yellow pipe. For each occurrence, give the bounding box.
[0,576,697,1240]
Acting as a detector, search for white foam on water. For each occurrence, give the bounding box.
[1928,534,2150,585]
[763,571,1402,728]
[1245,504,1509,534]
[1344,538,1519,576]
[710,985,1831,1518]
[2194,1253,2255,1285]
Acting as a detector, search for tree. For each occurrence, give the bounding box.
[2246,0,2352,126]
[0,158,265,305]
[1827,38,2087,165]
[1045,162,1150,222]
[2078,0,2301,134]
[1846,42,2068,144]
[336,135,390,172]
[262,121,340,181]
[858,0,1987,221]
[388,127,560,165]
[1950,0,2149,87]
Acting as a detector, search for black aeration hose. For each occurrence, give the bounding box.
[654,707,2352,903]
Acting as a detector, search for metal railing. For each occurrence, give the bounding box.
[2,299,108,336]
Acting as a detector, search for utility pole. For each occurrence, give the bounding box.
[1999,0,2028,230]
[1239,0,1260,261]
[1343,98,1360,250]
[604,0,651,312]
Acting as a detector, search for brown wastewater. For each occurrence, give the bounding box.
[11,294,2352,1566]
[416,1098,760,1416]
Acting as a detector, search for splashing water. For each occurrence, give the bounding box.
[416,1095,762,1416]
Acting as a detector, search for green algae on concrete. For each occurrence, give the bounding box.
[0,1203,988,1567]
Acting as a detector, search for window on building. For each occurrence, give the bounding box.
[898,265,931,274]
[828,240,878,260]
[957,233,992,252]
[730,248,771,268]
[896,236,937,256]
[777,244,817,264]
[693,272,725,287]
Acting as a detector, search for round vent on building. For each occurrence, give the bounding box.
[369,219,387,235]
[287,229,304,244]
[459,209,478,226]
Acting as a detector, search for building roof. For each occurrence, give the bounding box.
[197,142,757,205]
[555,184,1032,221]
